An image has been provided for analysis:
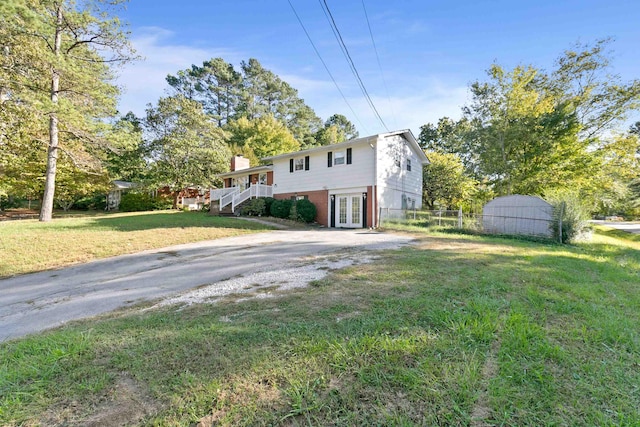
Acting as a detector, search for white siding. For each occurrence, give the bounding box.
[272,141,376,194]
[375,135,423,210]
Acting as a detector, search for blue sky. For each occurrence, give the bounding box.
[115,0,640,137]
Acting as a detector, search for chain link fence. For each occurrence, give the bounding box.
[379,208,560,241]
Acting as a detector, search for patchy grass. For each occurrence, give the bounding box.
[0,211,273,278]
[0,228,639,426]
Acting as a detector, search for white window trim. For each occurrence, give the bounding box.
[334,151,345,165]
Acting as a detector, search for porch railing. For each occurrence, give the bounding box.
[219,188,240,210]
[232,184,273,212]
[210,187,238,201]
[214,184,272,212]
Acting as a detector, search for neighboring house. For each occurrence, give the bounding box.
[156,186,210,210]
[213,129,429,228]
[106,180,135,211]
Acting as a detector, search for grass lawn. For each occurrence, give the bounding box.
[0,226,638,425]
[0,211,273,278]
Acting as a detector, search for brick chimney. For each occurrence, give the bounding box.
[230,155,250,172]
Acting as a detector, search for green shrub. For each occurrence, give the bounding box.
[270,199,293,219]
[72,194,107,211]
[547,191,591,243]
[241,198,266,216]
[152,195,173,210]
[119,192,155,212]
[293,199,317,223]
[0,195,20,210]
[263,197,276,216]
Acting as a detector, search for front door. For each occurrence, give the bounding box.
[336,194,362,228]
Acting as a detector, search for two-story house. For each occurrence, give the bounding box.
[212,129,429,228]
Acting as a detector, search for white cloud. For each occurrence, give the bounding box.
[115,27,242,117]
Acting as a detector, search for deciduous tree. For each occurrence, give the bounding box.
[422,151,476,210]
[145,95,230,207]
[225,115,300,164]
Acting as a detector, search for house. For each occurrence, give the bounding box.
[212,129,429,228]
[106,180,135,211]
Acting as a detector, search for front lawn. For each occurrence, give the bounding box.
[0,211,273,278]
[0,227,638,425]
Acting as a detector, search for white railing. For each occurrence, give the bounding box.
[219,187,240,209]
[216,184,273,212]
[231,184,273,212]
[210,187,238,201]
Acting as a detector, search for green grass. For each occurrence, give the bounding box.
[1,227,638,425]
[0,211,273,278]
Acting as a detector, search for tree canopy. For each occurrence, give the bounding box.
[419,40,640,214]
[145,95,231,207]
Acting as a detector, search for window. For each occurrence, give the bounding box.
[329,149,352,167]
[258,173,267,184]
[407,159,412,171]
[291,156,310,172]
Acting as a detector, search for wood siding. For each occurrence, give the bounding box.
[272,142,376,194]
[376,134,423,210]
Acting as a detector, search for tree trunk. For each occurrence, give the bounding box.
[39,5,63,222]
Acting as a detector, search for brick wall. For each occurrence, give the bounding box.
[274,189,329,226]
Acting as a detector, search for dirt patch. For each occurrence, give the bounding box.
[81,375,160,427]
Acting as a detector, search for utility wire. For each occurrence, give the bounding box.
[362,0,397,130]
[286,0,369,135]
[319,0,389,132]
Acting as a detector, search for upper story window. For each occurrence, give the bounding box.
[290,156,310,173]
[407,159,412,171]
[327,148,352,167]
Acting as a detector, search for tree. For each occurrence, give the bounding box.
[166,57,241,126]
[237,58,322,144]
[167,57,323,145]
[418,117,476,173]
[422,151,476,210]
[105,112,149,183]
[0,0,135,221]
[550,39,640,140]
[225,115,300,164]
[314,114,358,146]
[430,40,640,202]
[145,95,231,208]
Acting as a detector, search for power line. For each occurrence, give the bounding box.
[286,0,369,135]
[319,0,389,132]
[362,0,397,129]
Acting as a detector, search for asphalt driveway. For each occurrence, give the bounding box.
[0,229,413,342]
[592,220,640,234]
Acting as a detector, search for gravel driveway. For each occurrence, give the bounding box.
[0,229,414,342]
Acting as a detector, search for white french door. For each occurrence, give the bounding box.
[336,194,362,228]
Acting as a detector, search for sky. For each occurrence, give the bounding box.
[114,0,640,138]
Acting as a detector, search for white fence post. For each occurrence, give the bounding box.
[458,207,463,228]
